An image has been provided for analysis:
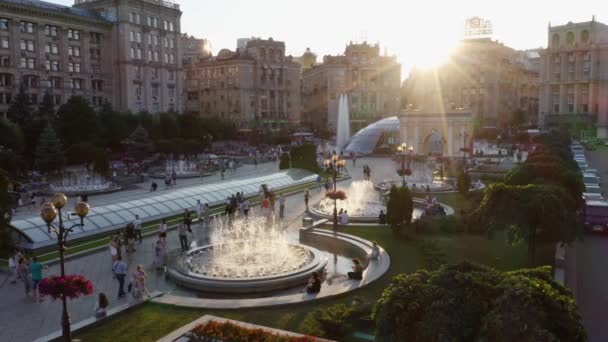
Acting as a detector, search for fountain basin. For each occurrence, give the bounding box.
[374,180,453,193]
[168,243,328,294]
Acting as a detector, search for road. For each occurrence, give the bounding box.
[574,147,608,342]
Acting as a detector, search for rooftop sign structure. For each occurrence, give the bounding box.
[464,16,493,38]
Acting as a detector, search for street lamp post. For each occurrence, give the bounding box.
[40,194,90,342]
[397,143,414,187]
[323,154,344,231]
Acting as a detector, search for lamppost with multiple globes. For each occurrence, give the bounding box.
[40,194,90,342]
[397,143,414,187]
[323,154,345,230]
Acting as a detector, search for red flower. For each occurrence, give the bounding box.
[38,274,94,300]
[325,190,347,201]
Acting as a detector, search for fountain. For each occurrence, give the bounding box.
[311,180,425,223]
[47,170,120,196]
[376,159,453,193]
[151,159,210,179]
[336,94,351,150]
[168,216,328,294]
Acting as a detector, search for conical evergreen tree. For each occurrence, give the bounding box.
[7,84,32,126]
[35,122,64,174]
[126,125,153,161]
[38,90,56,121]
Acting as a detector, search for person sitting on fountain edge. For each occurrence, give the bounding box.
[305,272,322,294]
[378,210,386,224]
[348,258,363,280]
[369,241,381,261]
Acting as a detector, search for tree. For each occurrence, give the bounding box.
[35,122,64,174]
[125,125,153,162]
[386,185,414,231]
[93,149,110,177]
[56,96,99,147]
[0,169,14,253]
[65,142,97,168]
[373,262,586,342]
[0,118,25,153]
[456,168,471,195]
[469,183,578,265]
[289,144,319,173]
[38,90,56,121]
[159,112,180,139]
[7,84,32,126]
[98,101,132,151]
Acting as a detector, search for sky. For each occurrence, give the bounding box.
[58,0,606,76]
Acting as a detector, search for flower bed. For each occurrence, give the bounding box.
[325,190,347,201]
[38,274,94,300]
[191,321,318,341]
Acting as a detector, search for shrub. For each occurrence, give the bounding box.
[279,152,290,170]
[457,169,472,195]
[301,298,373,340]
[386,185,413,231]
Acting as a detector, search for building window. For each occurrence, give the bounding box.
[147,50,152,61]
[164,53,169,63]
[90,48,101,59]
[130,48,135,59]
[45,43,59,54]
[152,85,159,97]
[163,20,168,30]
[134,83,142,97]
[50,77,61,89]
[169,70,175,80]
[45,25,58,37]
[29,93,38,104]
[0,18,8,31]
[581,30,590,43]
[20,40,35,52]
[568,53,575,80]
[68,46,81,57]
[53,95,61,105]
[129,13,140,24]
[51,61,60,71]
[71,79,83,89]
[169,21,174,32]
[1,56,10,67]
[566,32,574,45]
[567,85,574,113]
[153,51,159,62]
[0,73,12,86]
[20,21,34,33]
[136,32,142,43]
[68,29,80,40]
[92,80,103,91]
[553,54,560,81]
[134,66,141,79]
[552,86,559,113]
[0,93,11,105]
[583,52,591,79]
[552,33,560,48]
[23,75,38,88]
[68,63,81,73]
[90,32,102,44]
[169,54,175,64]
[168,86,175,97]
[0,37,8,49]
[136,48,142,60]
[153,35,158,46]
[20,58,35,69]
[130,31,134,42]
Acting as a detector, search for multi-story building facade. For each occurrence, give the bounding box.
[0,0,183,118]
[538,19,608,138]
[404,38,539,129]
[0,0,114,116]
[301,42,401,134]
[184,38,301,129]
[74,0,183,113]
[181,34,211,64]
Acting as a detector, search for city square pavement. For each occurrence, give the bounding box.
[0,157,399,342]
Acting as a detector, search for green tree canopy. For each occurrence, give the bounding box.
[373,262,586,342]
[126,125,154,161]
[279,153,290,170]
[35,122,64,174]
[37,90,56,121]
[56,96,99,147]
[456,169,472,195]
[0,118,24,153]
[289,144,319,173]
[0,169,14,253]
[386,185,414,230]
[7,84,32,126]
[469,183,579,264]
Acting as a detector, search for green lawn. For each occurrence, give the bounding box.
[75,224,548,342]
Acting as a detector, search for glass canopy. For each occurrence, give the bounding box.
[344,117,400,155]
[12,169,317,249]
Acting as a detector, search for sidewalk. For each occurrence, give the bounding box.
[0,164,336,342]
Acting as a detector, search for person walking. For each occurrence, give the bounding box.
[178,219,189,252]
[278,194,286,219]
[109,238,118,268]
[202,203,210,226]
[133,215,142,244]
[183,209,192,232]
[132,265,150,299]
[153,238,165,269]
[304,189,310,210]
[29,256,45,303]
[158,219,168,247]
[17,257,31,299]
[94,293,110,319]
[125,222,136,255]
[112,256,128,298]
[171,170,177,186]
[196,200,204,226]
[9,247,23,284]
[242,199,250,218]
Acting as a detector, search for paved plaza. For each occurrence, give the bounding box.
[0,158,398,342]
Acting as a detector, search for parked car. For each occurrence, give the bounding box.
[583,199,608,233]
